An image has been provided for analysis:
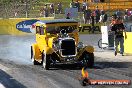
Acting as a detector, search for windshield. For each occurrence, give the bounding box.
[46,25,77,34]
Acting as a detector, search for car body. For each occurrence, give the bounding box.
[31,19,94,70]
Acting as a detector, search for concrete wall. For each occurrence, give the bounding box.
[0,17,54,35]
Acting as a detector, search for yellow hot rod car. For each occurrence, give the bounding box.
[31,19,94,70]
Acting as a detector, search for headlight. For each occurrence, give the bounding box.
[52,40,59,51]
[77,42,84,49]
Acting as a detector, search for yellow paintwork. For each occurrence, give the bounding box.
[32,43,42,61]
[0,17,54,35]
[72,30,79,45]
[35,34,54,54]
[117,32,132,55]
[76,46,94,59]
[43,46,54,54]
[48,36,57,48]
[124,32,132,55]
[85,46,94,53]
[32,20,94,61]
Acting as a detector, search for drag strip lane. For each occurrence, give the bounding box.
[0,59,131,88]
[0,35,132,88]
[0,69,26,88]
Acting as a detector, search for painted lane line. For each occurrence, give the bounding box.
[0,83,6,88]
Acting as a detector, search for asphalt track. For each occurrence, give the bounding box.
[0,34,132,88]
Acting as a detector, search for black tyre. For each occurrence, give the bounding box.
[81,52,94,68]
[42,53,51,70]
[31,46,39,65]
[80,78,89,86]
[98,39,102,49]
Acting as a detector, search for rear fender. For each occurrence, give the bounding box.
[76,45,94,59]
[43,46,54,55]
[84,45,94,53]
[32,44,42,62]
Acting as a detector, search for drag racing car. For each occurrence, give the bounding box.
[31,19,94,70]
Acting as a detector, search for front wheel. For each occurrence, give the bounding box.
[81,52,94,68]
[31,46,39,65]
[42,53,51,70]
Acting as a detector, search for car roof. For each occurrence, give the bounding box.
[36,19,78,24]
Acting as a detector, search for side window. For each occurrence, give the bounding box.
[36,26,44,35]
[36,26,40,34]
[40,26,44,35]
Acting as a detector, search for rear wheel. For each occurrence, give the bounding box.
[42,53,51,70]
[31,46,39,65]
[81,78,88,86]
[81,52,94,68]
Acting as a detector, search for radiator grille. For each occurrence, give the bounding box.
[61,39,76,56]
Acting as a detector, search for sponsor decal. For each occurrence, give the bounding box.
[16,19,39,33]
[79,67,131,86]
[78,25,100,33]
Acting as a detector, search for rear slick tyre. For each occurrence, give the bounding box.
[82,52,94,68]
[31,46,39,65]
[42,53,50,70]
